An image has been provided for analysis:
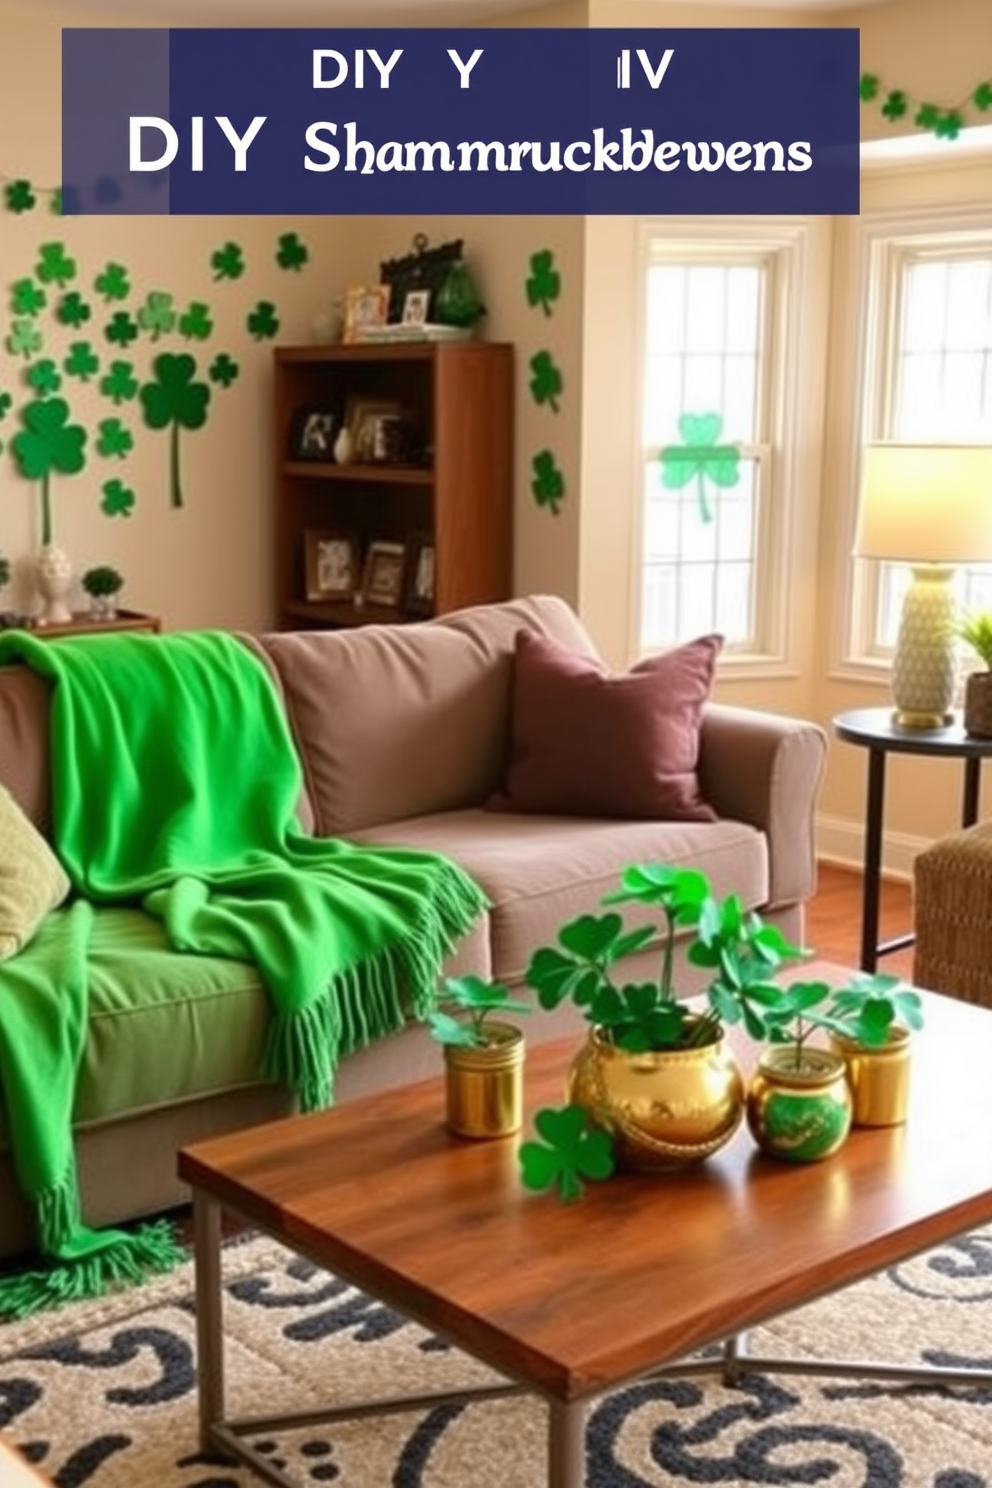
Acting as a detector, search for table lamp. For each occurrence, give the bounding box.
[853,443,992,728]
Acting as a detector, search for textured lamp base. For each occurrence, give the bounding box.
[891,564,957,730]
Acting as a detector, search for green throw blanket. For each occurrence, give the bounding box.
[0,629,486,1318]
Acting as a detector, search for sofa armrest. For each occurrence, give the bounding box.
[697,704,826,911]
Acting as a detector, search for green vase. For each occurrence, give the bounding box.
[434,260,484,328]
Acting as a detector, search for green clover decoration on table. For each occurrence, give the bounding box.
[138,291,177,341]
[57,292,91,329]
[11,396,87,546]
[97,417,133,459]
[525,249,561,316]
[518,1104,615,1203]
[11,279,46,317]
[531,449,565,515]
[659,412,741,524]
[27,359,62,396]
[211,241,245,281]
[140,352,210,509]
[35,242,77,289]
[529,350,563,413]
[209,353,239,389]
[178,301,213,341]
[64,341,99,382]
[247,301,279,340]
[105,311,139,348]
[100,360,138,405]
[101,477,136,517]
[94,263,130,302]
[6,319,43,359]
[276,232,308,271]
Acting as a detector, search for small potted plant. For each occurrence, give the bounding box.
[954,610,992,738]
[826,970,924,1127]
[81,564,124,620]
[428,975,531,1139]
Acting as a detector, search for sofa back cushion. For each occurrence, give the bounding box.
[0,665,52,833]
[257,595,598,835]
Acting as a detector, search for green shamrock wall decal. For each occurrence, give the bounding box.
[659,411,741,523]
[35,243,76,289]
[96,417,133,459]
[105,311,139,348]
[5,180,35,213]
[26,359,61,395]
[518,1104,615,1202]
[94,262,130,302]
[276,232,308,271]
[247,300,279,340]
[525,249,561,316]
[529,350,563,413]
[531,448,565,515]
[0,391,11,419]
[57,291,91,329]
[11,396,87,545]
[211,241,245,281]
[137,291,177,341]
[100,360,139,404]
[140,352,210,509]
[209,352,239,389]
[64,340,99,382]
[6,319,43,359]
[101,476,136,517]
[11,279,46,317]
[178,301,213,341]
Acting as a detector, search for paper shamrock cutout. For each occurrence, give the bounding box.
[11,396,87,545]
[531,448,565,515]
[276,232,308,271]
[529,350,563,413]
[97,417,133,459]
[178,301,213,341]
[11,279,46,317]
[101,476,136,517]
[36,242,76,288]
[26,359,61,395]
[209,353,239,389]
[137,291,177,341]
[105,311,139,348]
[518,1104,615,1202]
[525,249,561,316]
[659,412,741,523]
[247,300,279,340]
[211,241,245,280]
[6,319,43,359]
[58,291,91,329]
[5,180,35,213]
[94,262,130,302]
[140,352,210,509]
[64,340,99,382]
[0,391,11,420]
[100,360,139,404]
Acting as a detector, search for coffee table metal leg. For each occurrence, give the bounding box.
[548,1400,585,1488]
[192,1188,225,1453]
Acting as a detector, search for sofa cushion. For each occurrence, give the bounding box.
[0,665,52,833]
[0,785,71,961]
[489,630,721,821]
[349,809,768,984]
[257,595,598,835]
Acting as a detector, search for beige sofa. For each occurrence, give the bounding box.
[0,595,826,1259]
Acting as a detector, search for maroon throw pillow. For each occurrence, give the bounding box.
[489,629,722,820]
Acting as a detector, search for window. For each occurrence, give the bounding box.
[854,222,992,657]
[636,223,808,662]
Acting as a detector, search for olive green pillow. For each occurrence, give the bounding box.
[0,786,71,961]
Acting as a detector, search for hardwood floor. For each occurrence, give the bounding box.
[806,860,914,980]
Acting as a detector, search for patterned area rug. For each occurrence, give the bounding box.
[2,1227,992,1487]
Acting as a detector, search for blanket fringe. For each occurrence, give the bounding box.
[0,1219,186,1321]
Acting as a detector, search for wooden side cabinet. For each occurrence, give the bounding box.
[15,610,162,640]
[272,341,514,630]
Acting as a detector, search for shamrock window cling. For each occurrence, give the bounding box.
[659,412,742,525]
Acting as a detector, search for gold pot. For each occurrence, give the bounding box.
[443,1022,524,1139]
[830,1025,912,1127]
[746,1047,852,1162]
[566,1022,745,1171]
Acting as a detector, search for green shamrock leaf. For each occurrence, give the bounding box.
[858,73,879,102]
[211,241,245,280]
[974,82,992,112]
[137,290,177,341]
[276,232,308,271]
[915,102,940,130]
[934,110,964,140]
[6,320,43,359]
[0,391,11,420]
[94,262,131,302]
[531,448,565,515]
[97,417,133,459]
[5,180,35,213]
[27,358,62,395]
[64,340,100,382]
[57,291,92,329]
[518,1104,615,1202]
[11,396,87,545]
[101,476,136,517]
[209,352,239,389]
[100,359,138,405]
[11,279,46,317]
[525,249,561,316]
[660,411,741,524]
[140,352,211,509]
[35,242,77,288]
[247,300,279,340]
[529,350,563,412]
[178,301,213,341]
[50,188,63,215]
[105,311,139,348]
[881,90,908,122]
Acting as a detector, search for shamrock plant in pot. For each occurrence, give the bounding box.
[81,564,124,620]
[826,971,924,1128]
[428,975,531,1140]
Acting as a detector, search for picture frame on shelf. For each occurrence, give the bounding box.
[379,236,464,323]
[361,540,406,608]
[304,529,361,602]
[342,284,391,343]
[290,407,340,461]
[344,395,404,463]
[402,289,431,327]
[403,532,436,617]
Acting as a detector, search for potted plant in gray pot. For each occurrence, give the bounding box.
[954,610,992,738]
[428,975,532,1140]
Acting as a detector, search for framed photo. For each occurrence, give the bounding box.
[290,407,339,461]
[304,529,360,602]
[361,540,406,609]
[342,284,391,343]
[403,532,436,617]
[402,289,431,327]
[344,395,404,463]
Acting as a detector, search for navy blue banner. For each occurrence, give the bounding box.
[61,28,859,216]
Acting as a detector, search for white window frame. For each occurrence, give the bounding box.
[841,204,992,673]
[632,218,814,674]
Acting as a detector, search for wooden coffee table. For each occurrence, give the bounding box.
[178,972,992,1488]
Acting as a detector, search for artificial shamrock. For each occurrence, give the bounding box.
[975,82,992,111]
[178,301,213,341]
[531,448,565,515]
[26,359,62,396]
[64,341,100,382]
[6,320,43,359]
[11,396,87,545]
[881,90,908,122]
[529,350,563,413]
[211,241,245,280]
[525,249,561,316]
[94,262,130,302]
[5,179,35,213]
[140,352,210,509]
[11,279,46,317]
[57,292,92,329]
[247,300,279,340]
[0,391,11,420]
[518,1104,615,1202]
[276,232,308,271]
[208,352,239,389]
[35,242,77,288]
[105,311,139,349]
[96,418,133,459]
[659,411,741,524]
[858,73,879,101]
[100,360,139,405]
[137,291,177,341]
[101,476,136,517]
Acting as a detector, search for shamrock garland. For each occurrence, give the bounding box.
[860,72,992,140]
[524,247,566,517]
